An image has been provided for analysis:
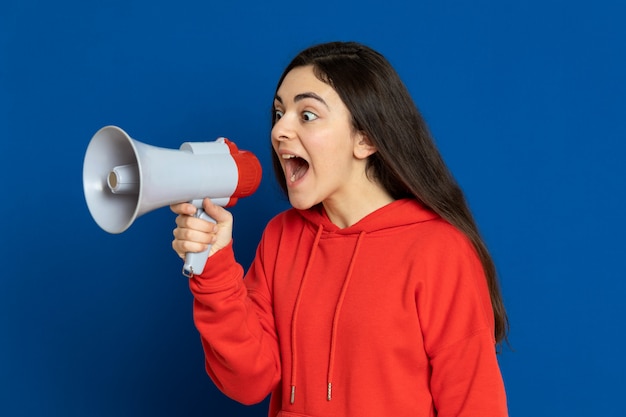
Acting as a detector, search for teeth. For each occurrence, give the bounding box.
[290,174,296,182]
[282,154,297,159]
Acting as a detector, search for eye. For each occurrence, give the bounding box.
[273,109,284,121]
[302,111,318,121]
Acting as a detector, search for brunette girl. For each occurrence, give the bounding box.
[172,41,508,417]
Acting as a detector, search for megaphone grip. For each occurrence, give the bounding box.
[182,208,216,277]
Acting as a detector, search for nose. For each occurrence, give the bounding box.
[272,114,295,142]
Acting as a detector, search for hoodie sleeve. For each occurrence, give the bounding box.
[416,227,508,417]
[188,238,281,405]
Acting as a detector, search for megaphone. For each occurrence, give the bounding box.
[83,125,262,276]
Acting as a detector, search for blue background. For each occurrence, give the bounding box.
[2,0,625,416]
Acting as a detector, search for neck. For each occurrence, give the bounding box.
[322,183,395,228]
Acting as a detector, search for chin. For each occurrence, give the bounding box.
[287,194,318,211]
[289,200,313,211]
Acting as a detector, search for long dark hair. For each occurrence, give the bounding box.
[271,41,509,346]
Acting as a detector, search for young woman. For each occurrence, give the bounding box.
[171,41,508,417]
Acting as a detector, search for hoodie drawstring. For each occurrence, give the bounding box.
[326,231,365,401]
[290,224,323,404]
[289,226,366,404]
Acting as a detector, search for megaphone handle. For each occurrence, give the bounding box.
[182,208,217,277]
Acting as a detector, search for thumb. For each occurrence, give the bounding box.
[202,198,232,224]
[200,198,233,256]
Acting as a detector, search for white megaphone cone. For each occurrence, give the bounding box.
[83,125,262,276]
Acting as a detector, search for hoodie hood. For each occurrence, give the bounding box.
[296,198,439,235]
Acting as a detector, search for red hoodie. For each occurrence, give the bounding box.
[189,199,508,417]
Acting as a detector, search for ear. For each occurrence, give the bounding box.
[353,132,377,160]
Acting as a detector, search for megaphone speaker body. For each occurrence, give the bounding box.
[83,125,262,275]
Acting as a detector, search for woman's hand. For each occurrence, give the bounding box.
[171,198,234,260]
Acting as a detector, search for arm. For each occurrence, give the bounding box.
[190,242,281,405]
[171,199,281,404]
[417,229,508,416]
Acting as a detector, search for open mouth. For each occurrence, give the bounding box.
[282,154,310,183]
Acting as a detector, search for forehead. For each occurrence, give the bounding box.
[276,65,337,102]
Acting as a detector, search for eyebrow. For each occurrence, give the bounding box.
[274,92,329,109]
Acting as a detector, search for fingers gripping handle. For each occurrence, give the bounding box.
[182,208,216,277]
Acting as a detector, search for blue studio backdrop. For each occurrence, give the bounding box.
[1,1,625,416]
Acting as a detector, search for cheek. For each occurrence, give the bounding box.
[310,145,350,174]
[270,134,281,154]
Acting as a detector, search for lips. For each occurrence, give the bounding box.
[282,154,310,183]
